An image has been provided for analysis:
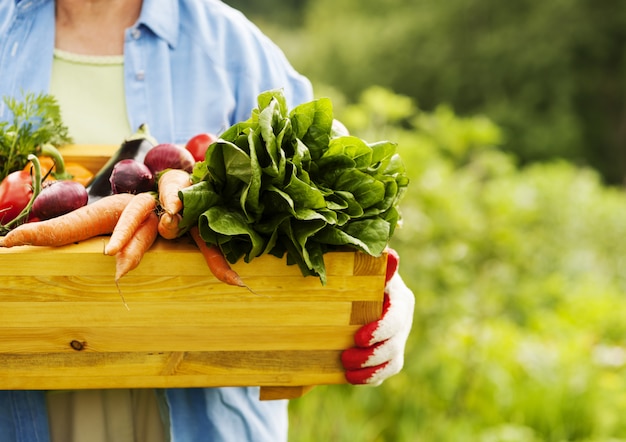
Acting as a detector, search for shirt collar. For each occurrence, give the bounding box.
[13,0,180,49]
[15,0,49,13]
[135,0,179,49]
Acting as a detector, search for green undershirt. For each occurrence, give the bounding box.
[50,49,132,145]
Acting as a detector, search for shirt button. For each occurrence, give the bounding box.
[131,28,141,39]
[135,71,145,81]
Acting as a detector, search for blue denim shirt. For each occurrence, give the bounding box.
[0,0,313,143]
[0,0,313,440]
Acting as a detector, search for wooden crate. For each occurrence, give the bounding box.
[0,145,386,400]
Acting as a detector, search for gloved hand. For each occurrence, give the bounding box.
[341,248,415,385]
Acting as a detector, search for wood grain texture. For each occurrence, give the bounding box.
[58,144,119,174]
[0,146,387,399]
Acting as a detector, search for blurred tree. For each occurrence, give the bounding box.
[288,86,626,442]
[226,0,626,184]
[222,0,307,27]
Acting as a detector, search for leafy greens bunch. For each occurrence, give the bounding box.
[179,89,408,284]
[0,92,72,181]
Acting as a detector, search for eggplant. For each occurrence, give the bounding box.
[87,124,157,203]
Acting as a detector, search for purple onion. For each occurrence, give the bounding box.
[31,180,88,221]
[143,143,195,175]
[109,159,155,194]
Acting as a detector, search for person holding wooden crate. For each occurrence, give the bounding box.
[0,0,416,441]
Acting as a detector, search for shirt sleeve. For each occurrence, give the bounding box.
[233,25,314,112]
[189,1,315,123]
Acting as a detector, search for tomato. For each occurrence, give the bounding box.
[0,170,33,224]
[185,132,217,162]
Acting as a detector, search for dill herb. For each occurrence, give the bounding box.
[0,92,72,181]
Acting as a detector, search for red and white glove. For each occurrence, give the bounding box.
[341,248,415,385]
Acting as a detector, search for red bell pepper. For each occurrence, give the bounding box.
[0,169,33,224]
[0,154,43,232]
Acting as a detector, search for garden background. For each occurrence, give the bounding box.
[225,1,626,440]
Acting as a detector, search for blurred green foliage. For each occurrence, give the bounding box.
[225,0,626,183]
[287,87,626,441]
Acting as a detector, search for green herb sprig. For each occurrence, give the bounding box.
[0,92,72,181]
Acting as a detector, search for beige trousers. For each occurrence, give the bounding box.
[46,389,167,442]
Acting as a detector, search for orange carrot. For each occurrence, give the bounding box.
[158,169,191,215]
[104,192,157,256]
[115,211,159,282]
[157,211,182,239]
[189,225,245,287]
[0,193,134,248]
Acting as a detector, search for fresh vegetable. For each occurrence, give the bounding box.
[0,154,44,234]
[0,92,72,182]
[0,193,134,248]
[109,159,155,194]
[87,124,156,202]
[0,170,34,225]
[189,226,245,287]
[57,162,93,186]
[105,192,157,256]
[26,143,94,186]
[185,132,217,162]
[7,150,89,226]
[30,180,88,221]
[331,119,350,137]
[157,211,182,239]
[38,143,91,182]
[157,168,191,215]
[114,211,159,282]
[29,155,94,187]
[144,143,195,175]
[178,89,409,284]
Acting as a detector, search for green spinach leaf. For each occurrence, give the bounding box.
[180,89,408,284]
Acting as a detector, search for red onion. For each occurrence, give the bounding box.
[30,180,88,221]
[110,159,155,194]
[143,143,195,175]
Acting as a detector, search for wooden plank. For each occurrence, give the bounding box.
[0,350,345,390]
[0,237,361,277]
[350,300,383,325]
[0,274,384,302]
[0,301,354,327]
[0,325,360,353]
[0,374,345,391]
[259,386,315,400]
[0,236,312,273]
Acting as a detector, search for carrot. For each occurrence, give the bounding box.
[157,211,182,239]
[189,225,245,287]
[114,211,159,282]
[104,192,157,256]
[0,193,134,248]
[158,169,191,215]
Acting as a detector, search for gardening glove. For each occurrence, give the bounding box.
[341,248,415,385]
